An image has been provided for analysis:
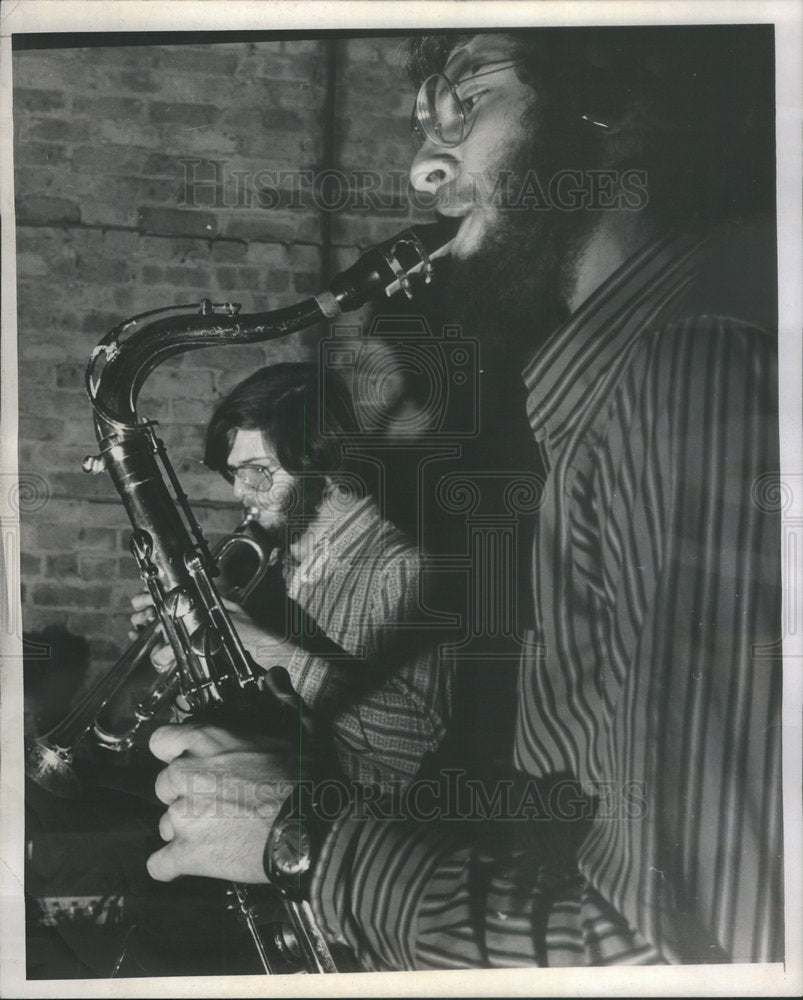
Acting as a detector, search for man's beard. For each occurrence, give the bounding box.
[430,126,600,374]
[253,475,327,552]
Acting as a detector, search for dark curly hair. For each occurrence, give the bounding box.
[204,362,359,484]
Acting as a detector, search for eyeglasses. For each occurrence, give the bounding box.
[227,463,281,493]
[411,59,523,149]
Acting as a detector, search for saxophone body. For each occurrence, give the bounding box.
[81,220,456,721]
[27,219,457,975]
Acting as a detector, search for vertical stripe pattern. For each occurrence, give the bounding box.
[284,496,452,788]
[311,230,782,969]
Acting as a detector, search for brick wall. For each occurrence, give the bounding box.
[13,35,430,672]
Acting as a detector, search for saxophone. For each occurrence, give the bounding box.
[26,219,457,975]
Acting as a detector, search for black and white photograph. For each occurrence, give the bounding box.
[1,1,801,996]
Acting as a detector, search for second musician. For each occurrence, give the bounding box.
[131,362,452,789]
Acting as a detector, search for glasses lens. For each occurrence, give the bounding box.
[236,466,273,492]
[415,74,464,147]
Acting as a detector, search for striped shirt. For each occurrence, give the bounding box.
[283,494,452,788]
[311,226,782,968]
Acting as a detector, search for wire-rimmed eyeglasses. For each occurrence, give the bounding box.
[411,59,523,149]
[227,463,281,493]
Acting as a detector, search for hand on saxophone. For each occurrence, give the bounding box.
[129,591,176,670]
[221,597,296,670]
[128,592,296,673]
[146,722,308,883]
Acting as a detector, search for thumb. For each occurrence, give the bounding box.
[147,840,186,882]
[150,722,272,761]
[149,722,216,762]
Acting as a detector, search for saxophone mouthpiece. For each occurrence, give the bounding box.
[321,218,460,316]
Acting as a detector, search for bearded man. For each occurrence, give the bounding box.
[143,27,782,969]
[132,362,452,789]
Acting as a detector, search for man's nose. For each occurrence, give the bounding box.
[232,477,252,503]
[409,142,459,197]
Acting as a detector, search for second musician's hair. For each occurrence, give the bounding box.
[204,362,359,482]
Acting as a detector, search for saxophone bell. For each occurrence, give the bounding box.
[25,517,274,798]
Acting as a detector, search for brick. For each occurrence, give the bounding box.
[19,388,89,422]
[22,608,69,634]
[162,265,211,288]
[197,344,269,378]
[280,40,322,56]
[149,101,219,129]
[16,250,50,277]
[14,88,65,113]
[89,47,160,71]
[16,196,81,226]
[118,176,182,206]
[54,255,132,285]
[116,69,158,93]
[97,120,160,148]
[289,242,321,269]
[166,126,238,157]
[18,359,54,386]
[19,417,63,444]
[210,241,247,263]
[142,264,164,285]
[14,142,69,167]
[67,612,119,640]
[32,583,111,607]
[232,129,316,164]
[214,266,239,291]
[142,152,179,176]
[115,557,142,581]
[246,242,290,267]
[103,230,140,255]
[70,145,143,174]
[14,51,102,91]
[73,95,145,121]
[148,367,215,399]
[170,397,211,424]
[163,48,239,76]
[247,77,323,113]
[264,270,290,293]
[138,207,217,239]
[84,310,128,336]
[330,213,412,248]
[345,38,385,63]
[20,552,42,576]
[27,119,91,143]
[50,472,118,501]
[55,363,85,389]
[61,420,99,447]
[45,554,80,577]
[221,210,322,245]
[146,236,211,262]
[79,556,117,578]
[293,271,318,294]
[157,422,205,452]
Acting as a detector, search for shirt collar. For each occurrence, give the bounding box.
[522,230,708,451]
